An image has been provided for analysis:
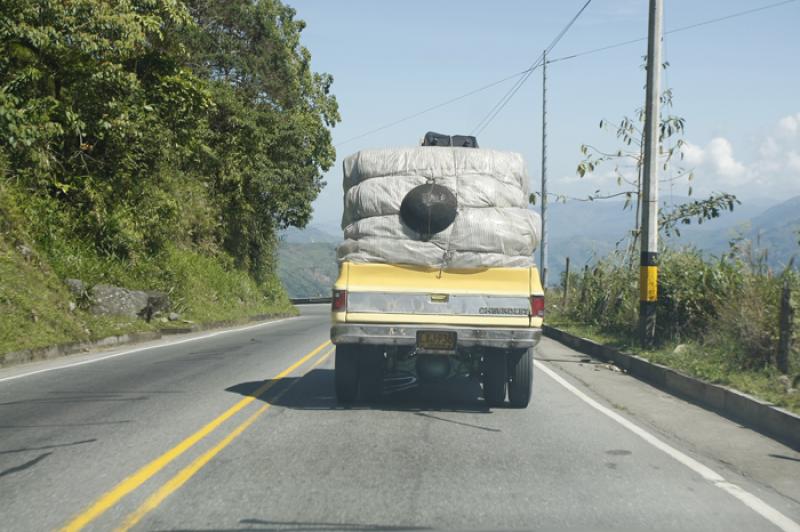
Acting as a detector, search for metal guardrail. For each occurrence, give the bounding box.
[290,297,332,305]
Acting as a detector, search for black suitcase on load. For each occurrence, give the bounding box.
[451,135,478,148]
[422,131,479,148]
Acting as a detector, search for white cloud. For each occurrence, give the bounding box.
[706,137,746,179]
[680,112,800,199]
[778,113,800,136]
[681,142,705,166]
[552,113,800,202]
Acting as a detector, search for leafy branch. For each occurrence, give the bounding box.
[659,193,741,237]
[560,60,738,261]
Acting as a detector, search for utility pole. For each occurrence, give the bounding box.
[562,257,571,310]
[540,49,549,289]
[639,0,663,347]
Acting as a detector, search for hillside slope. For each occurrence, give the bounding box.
[0,186,294,358]
[0,1,338,357]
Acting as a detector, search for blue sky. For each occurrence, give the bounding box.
[287,0,800,227]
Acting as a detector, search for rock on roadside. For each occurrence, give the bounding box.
[89,284,150,319]
[64,280,171,321]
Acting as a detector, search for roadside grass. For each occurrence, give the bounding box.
[546,312,800,415]
[0,219,295,358]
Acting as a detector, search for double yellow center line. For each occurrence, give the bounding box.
[61,340,333,532]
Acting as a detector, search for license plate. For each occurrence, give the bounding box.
[416,330,457,351]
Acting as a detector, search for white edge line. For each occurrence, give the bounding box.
[533,360,800,532]
[0,317,297,384]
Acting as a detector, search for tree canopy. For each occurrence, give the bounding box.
[0,0,339,282]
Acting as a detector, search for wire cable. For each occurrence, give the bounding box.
[333,69,529,147]
[471,65,540,136]
[335,0,795,147]
[471,0,593,136]
[547,0,797,64]
[470,63,542,136]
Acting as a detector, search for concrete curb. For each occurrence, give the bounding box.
[1,312,294,369]
[543,325,800,451]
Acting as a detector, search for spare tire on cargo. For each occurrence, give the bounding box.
[399,183,457,238]
[341,173,528,227]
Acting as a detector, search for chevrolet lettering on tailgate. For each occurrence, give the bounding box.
[478,307,529,316]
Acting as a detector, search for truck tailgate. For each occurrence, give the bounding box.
[336,262,538,327]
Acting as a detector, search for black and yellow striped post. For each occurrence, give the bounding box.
[639,251,658,345]
[639,0,662,348]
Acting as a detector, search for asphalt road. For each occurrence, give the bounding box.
[1,305,799,532]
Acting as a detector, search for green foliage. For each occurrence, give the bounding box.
[660,193,740,237]
[546,318,800,414]
[1,0,206,256]
[184,0,340,280]
[1,0,337,267]
[709,240,799,370]
[549,244,800,412]
[657,250,733,341]
[555,246,799,369]
[565,250,726,342]
[0,234,294,356]
[565,254,637,338]
[0,0,336,352]
[560,63,738,261]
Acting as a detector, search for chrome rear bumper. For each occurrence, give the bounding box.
[331,323,541,350]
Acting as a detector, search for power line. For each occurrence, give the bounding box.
[334,0,795,147]
[546,36,644,64]
[333,69,529,147]
[547,0,797,64]
[470,63,542,136]
[337,1,592,147]
[471,0,593,136]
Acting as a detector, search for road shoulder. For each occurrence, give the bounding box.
[536,336,800,509]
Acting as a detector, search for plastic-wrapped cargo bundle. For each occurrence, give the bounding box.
[341,174,528,227]
[344,209,538,256]
[338,147,540,269]
[342,147,528,194]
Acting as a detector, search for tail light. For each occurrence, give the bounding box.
[332,289,347,312]
[530,295,545,318]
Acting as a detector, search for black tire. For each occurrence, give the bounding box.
[335,345,359,403]
[508,348,533,408]
[482,352,507,407]
[359,349,384,403]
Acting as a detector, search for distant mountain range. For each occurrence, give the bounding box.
[277,195,800,296]
[279,224,339,244]
[277,225,339,298]
[541,195,800,281]
[674,195,800,267]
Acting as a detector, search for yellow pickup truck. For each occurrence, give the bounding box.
[331,262,543,407]
[330,136,543,407]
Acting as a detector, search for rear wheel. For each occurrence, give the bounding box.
[482,352,507,407]
[359,348,385,403]
[335,345,359,403]
[508,348,533,408]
